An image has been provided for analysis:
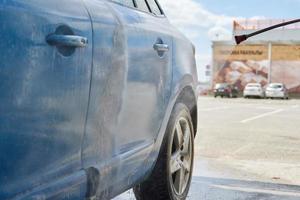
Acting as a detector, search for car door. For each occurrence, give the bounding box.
[0,1,92,199]
[81,0,172,197]
[112,2,173,195]
[115,0,173,153]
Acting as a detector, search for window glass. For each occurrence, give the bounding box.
[111,0,134,7]
[146,0,162,15]
[215,83,228,89]
[269,84,283,89]
[135,0,150,12]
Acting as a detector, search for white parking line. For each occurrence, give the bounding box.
[211,184,300,197]
[240,109,284,123]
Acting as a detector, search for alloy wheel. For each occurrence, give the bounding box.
[169,117,193,195]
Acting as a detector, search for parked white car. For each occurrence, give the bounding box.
[243,83,265,98]
[265,83,289,99]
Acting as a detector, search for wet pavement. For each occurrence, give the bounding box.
[114,97,300,200]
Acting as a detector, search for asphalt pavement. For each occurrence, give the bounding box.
[114,97,300,200]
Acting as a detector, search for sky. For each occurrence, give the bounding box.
[159,0,300,81]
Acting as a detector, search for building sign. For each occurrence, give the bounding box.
[272,45,300,61]
[214,44,300,61]
[214,45,268,61]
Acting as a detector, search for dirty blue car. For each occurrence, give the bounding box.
[0,0,198,199]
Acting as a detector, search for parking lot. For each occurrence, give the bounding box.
[115,97,300,200]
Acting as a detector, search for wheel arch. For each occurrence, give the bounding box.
[141,84,198,189]
[174,85,198,137]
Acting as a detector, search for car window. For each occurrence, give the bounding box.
[269,84,282,89]
[215,83,228,89]
[146,0,162,15]
[246,84,260,88]
[135,0,150,12]
[111,0,135,7]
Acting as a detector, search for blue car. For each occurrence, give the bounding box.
[0,0,198,199]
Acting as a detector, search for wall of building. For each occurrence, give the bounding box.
[212,43,300,94]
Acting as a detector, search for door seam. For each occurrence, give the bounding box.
[80,0,95,168]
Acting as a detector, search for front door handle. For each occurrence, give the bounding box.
[153,43,169,52]
[46,34,88,48]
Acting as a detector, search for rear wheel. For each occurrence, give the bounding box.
[134,103,194,200]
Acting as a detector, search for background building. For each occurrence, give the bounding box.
[212,19,300,94]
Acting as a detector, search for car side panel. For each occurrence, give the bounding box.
[146,27,198,174]
[0,0,93,199]
[172,32,198,94]
[82,1,156,198]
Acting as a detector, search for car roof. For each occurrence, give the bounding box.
[269,83,283,86]
[246,83,261,86]
[215,83,229,87]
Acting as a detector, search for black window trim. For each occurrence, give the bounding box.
[134,0,151,13]
[107,0,165,18]
[144,0,165,16]
[132,0,137,7]
[148,0,165,16]
[144,0,152,13]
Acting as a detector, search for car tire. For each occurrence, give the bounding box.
[133,103,194,200]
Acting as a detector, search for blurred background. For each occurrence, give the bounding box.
[160,0,300,96]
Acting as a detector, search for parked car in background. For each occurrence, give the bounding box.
[214,83,239,98]
[243,83,265,98]
[0,1,198,200]
[265,83,289,99]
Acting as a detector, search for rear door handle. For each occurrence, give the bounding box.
[153,43,169,52]
[46,34,88,48]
